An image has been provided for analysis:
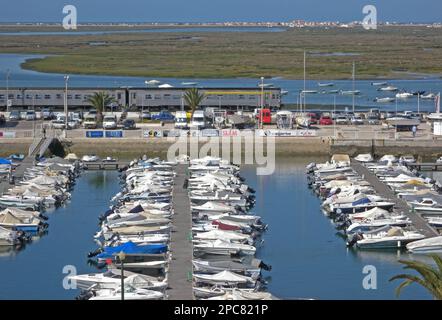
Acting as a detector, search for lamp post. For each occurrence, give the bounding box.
[260,76,264,129]
[64,75,70,137]
[118,251,126,301]
[6,69,10,112]
[333,95,337,139]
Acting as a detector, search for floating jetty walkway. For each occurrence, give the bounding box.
[167,164,193,300]
[352,162,438,238]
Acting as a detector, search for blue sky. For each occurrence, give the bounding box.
[1,0,441,23]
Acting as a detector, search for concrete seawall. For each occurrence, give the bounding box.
[3,137,442,159]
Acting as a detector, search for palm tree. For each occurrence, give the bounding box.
[389,254,442,300]
[85,92,116,123]
[183,88,205,117]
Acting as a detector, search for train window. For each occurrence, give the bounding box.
[117,93,122,100]
[67,95,72,99]
[45,95,51,99]
[75,94,82,100]
[16,94,22,99]
[56,94,63,99]
[0,95,4,99]
[239,95,245,99]
[35,95,42,100]
[26,95,32,99]
[132,93,137,99]
[145,94,153,100]
[8,94,14,99]
[154,94,161,100]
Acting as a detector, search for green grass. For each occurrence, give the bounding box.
[1,26,442,79]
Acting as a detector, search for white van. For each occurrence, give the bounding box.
[190,110,206,130]
[175,111,188,129]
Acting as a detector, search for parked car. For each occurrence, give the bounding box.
[122,119,136,130]
[350,116,364,125]
[335,116,349,125]
[175,111,188,129]
[51,119,66,129]
[41,108,55,120]
[151,111,175,122]
[140,111,151,120]
[9,110,21,121]
[102,115,117,129]
[87,109,98,117]
[367,115,380,125]
[307,113,318,125]
[83,116,98,129]
[25,110,36,121]
[319,116,333,125]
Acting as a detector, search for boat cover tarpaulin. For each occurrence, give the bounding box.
[0,158,12,165]
[97,241,167,259]
[194,270,250,283]
[352,197,371,206]
[129,205,144,213]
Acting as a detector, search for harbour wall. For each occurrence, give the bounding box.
[3,137,442,159]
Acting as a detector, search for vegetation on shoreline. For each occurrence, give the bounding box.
[1,26,442,79]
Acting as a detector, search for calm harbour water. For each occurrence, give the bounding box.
[0,53,441,111]
[0,159,433,299]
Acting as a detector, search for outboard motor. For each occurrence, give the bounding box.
[259,261,272,271]
[87,247,103,258]
[346,233,363,247]
[76,291,94,300]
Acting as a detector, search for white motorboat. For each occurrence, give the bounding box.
[354,154,374,163]
[399,155,416,163]
[352,227,425,249]
[340,90,361,95]
[193,239,256,256]
[379,86,398,92]
[68,271,167,291]
[426,217,442,228]
[193,229,251,243]
[374,97,395,103]
[191,201,238,213]
[88,285,164,300]
[81,155,100,162]
[395,92,414,99]
[406,236,442,253]
[421,93,436,100]
[372,82,388,86]
[193,270,256,287]
[318,82,334,87]
[145,80,161,85]
[379,155,397,163]
[0,226,23,246]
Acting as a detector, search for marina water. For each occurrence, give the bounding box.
[0,159,434,299]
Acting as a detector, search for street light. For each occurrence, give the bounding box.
[260,76,264,129]
[117,251,126,301]
[6,69,11,112]
[64,75,70,137]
